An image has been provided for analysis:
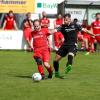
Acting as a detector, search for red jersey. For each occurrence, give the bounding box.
[31,29,50,48]
[4,16,15,30]
[40,18,50,28]
[55,19,63,26]
[23,19,32,29]
[82,25,91,37]
[91,20,100,34]
[91,20,100,42]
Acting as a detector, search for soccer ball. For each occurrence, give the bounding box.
[32,73,42,82]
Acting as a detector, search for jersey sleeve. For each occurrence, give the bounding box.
[75,24,82,31]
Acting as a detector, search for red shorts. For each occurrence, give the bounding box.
[33,47,50,62]
[84,35,90,41]
[23,28,32,41]
[95,36,100,43]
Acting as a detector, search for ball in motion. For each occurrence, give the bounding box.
[32,73,42,81]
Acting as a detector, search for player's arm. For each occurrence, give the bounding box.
[2,20,7,30]
[54,20,60,28]
[14,20,18,30]
[82,28,94,36]
[76,24,94,36]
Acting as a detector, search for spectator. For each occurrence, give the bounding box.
[82,20,95,54]
[2,10,18,30]
[53,14,64,51]
[40,11,51,50]
[23,12,33,51]
[40,11,50,31]
[91,13,100,51]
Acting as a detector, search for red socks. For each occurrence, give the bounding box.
[46,66,53,74]
[38,65,44,75]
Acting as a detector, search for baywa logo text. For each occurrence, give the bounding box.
[37,3,57,9]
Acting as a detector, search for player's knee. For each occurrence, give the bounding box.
[35,57,42,65]
[55,54,62,62]
[68,52,74,57]
[44,62,50,68]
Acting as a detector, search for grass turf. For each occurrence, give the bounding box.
[0,51,100,100]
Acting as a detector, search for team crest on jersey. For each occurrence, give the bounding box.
[71,25,75,28]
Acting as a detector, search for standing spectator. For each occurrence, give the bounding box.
[82,20,95,54]
[91,13,100,51]
[2,10,18,30]
[40,11,51,50]
[23,12,33,51]
[40,11,50,31]
[53,14,64,51]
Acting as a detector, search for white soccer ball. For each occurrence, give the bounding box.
[32,73,42,82]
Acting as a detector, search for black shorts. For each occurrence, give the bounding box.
[57,44,77,57]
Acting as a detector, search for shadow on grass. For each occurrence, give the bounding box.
[15,75,32,79]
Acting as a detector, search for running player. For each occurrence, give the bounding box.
[53,13,94,78]
[53,14,64,51]
[2,10,18,30]
[30,19,54,79]
[23,12,33,51]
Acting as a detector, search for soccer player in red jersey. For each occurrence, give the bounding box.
[30,19,54,79]
[23,12,33,51]
[91,13,100,51]
[2,10,18,30]
[53,14,64,51]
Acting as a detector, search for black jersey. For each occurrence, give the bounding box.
[58,23,82,45]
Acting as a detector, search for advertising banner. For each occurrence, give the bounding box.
[65,8,86,23]
[0,0,35,13]
[88,9,100,25]
[0,30,27,50]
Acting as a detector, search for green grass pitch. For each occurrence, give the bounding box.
[0,51,100,100]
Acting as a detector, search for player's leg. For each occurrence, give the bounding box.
[65,52,74,74]
[53,54,62,78]
[43,49,53,79]
[65,45,76,74]
[44,62,53,78]
[94,39,98,51]
[53,45,67,78]
[34,57,45,79]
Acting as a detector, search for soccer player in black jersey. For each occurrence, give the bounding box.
[53,13,94,78]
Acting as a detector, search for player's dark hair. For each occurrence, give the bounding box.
[9,10,13,14]
[96,12,100,16]
[63,13,71,18]
[33,19,40,25]
[26,12,31,16]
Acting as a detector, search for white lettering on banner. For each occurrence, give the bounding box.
[42,3,57,9]
[0,31,27,50]
[0,35,12,40]
[65,8,86,23]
